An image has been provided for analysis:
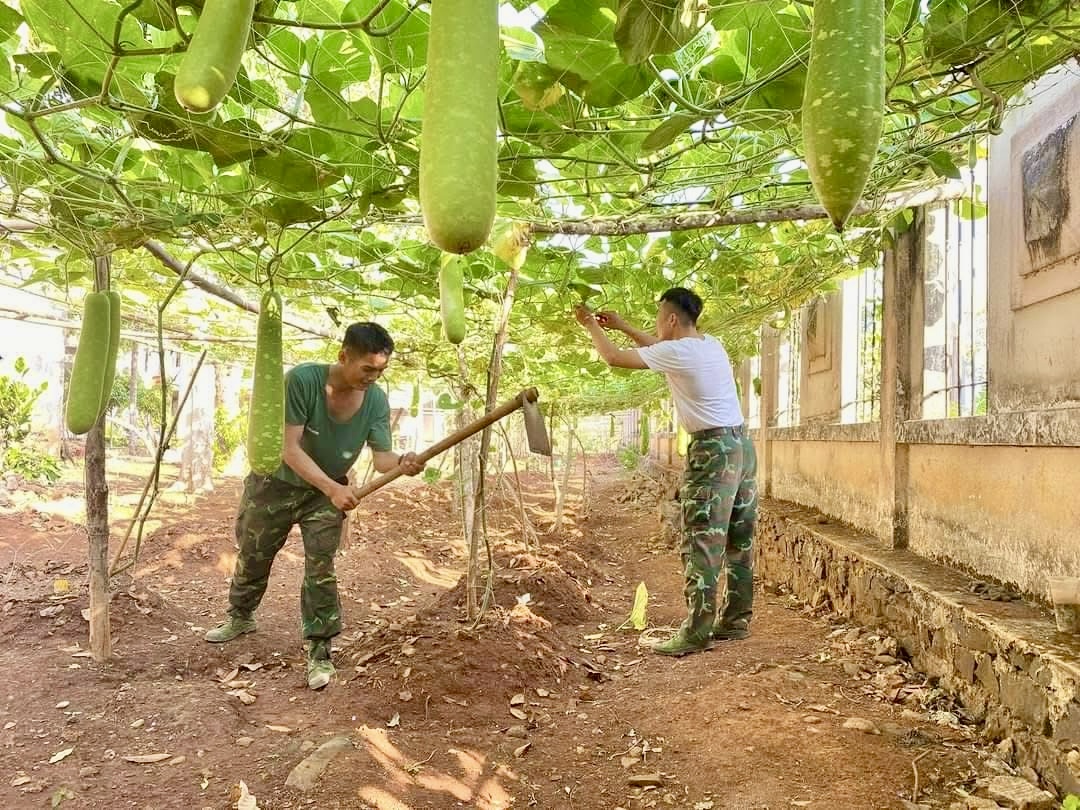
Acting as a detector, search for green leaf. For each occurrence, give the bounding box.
[641,111,702,155]
[614,0,705,65]
[926,150,961,179]
[0,2,23,40]
[536,0,621,82]
[698,52,743,86]
[499,155,540,198]
[502,26,545,62]
[579,62,653,107]
[265,29,306,73]
[343,0,428,73]
[20,0,161,102]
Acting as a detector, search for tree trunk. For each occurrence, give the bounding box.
[499,422,536,548]
[127,344,139,455]
[179,356,215,493]
[87,255,112,662]
[467,266,520,620]
[553,419,576,533]
[575,429,589,520]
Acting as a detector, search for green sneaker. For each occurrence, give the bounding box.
[712,620,750,641]
[306,641,335,690]
[651,628,713,657]
[204,616,256,643]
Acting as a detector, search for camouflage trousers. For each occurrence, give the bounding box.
[227,473,345,641]
[679,427,758,636]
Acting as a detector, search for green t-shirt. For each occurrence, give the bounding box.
[272,363,393,488]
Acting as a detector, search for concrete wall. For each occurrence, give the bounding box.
[906,443,1080,596]
[988,64,1080,411]
[746,64,1080,603]
[770,436,880,536]
[799,293,842,423]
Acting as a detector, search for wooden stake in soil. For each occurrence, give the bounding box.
[87,254,112,662]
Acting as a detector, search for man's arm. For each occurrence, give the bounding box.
[365,396,425,476]
[575,307,649,369]
[282,425,359,510]
[597,312,659,348]
[371,449,425,475]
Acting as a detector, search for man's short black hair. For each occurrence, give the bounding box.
[343,322,394,356]
[659,287,703,325]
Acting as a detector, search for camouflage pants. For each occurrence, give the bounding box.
[227,473,345,640]
[680,427,758,634]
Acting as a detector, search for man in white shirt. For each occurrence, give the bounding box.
[575,288,758,656]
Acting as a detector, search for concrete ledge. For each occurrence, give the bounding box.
[769,422,880,443]
[900,408,1080,447]
[756,498,1080,796]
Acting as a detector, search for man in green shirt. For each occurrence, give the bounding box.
[204,322,424,690]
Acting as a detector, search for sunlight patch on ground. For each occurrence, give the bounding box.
[354,726,514,809]
[216,550,237,577]
[393,552,461,590]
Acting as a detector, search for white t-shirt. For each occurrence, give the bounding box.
[636,335,743,432]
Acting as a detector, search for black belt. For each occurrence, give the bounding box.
[690,425,745,440]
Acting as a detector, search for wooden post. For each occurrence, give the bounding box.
[880,223,918,549]
[87,255,112,662]
[757,327,780,499]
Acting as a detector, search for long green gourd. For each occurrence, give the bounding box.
[801,0,886,230]
[247,290,284,475]
[419,0,500,254]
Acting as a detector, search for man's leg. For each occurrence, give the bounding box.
[654,432,744,656]
[206,475,296,642]
[715,433,759,639]
[297,491,345,689]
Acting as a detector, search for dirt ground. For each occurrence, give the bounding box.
[0,456,997,809]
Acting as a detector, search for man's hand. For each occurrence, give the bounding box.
[595,310,626,331]
[398,451,426,476]
[328,482,360,512]
[574,304,597,328]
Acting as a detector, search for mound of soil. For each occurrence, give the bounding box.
[429,547,594,627]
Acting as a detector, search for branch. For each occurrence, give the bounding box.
[526,181,969,236]
[142,240,336,340]
[0,217,40,233]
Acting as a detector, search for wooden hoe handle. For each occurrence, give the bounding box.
[351,387,539,501]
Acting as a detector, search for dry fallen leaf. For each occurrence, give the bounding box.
[535,688,550,698]
[130,719,145,729]
[49,748,74,764]
[387,713,401,728]
[265,725,292,733]
[227,689,257,706]
[55,701,70,710]
[513,742,531,758]
[218,668,241,684]
[236,780,259,810]
[510,693,526,706]
[240,663,264,672]
[398,690,413,702]
[122,753,172,764]
[11,776,31,787]
[509,708,528,720]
